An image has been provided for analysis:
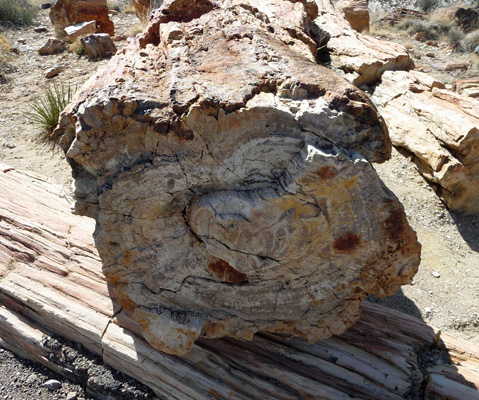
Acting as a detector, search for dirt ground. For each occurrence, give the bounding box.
[0,4,479,399]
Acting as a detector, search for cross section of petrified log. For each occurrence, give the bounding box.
[55,0,420,355]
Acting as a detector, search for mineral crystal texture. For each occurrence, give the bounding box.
[56,0,420,355]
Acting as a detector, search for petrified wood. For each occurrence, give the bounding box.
[54,0,420,355]
[372,70,479,214]
[50,0,114,37]
[313,0,414,86]
[0,165,478,399]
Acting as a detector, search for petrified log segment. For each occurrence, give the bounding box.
[312,0,414,86]
[55,0,420,355]
[1,166,478,399]
[132,0,151,22]
[50,0,114,37]
[336,0,370,33]
[372,70,479,214]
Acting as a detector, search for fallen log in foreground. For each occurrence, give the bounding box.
[1,165,479,399]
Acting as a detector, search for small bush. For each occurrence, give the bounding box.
[418,0,437,13]
[0,0,37,26]
[27,81,75,139]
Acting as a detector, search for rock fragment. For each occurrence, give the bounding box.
[372,70,479,213]
[38,38,66,55]
[336,0,370,33]
[80,33,117,59]
[50,0,114,37]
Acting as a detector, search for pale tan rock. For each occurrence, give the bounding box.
[38,38,66,55]
[336,0,369,33]
[453,78,479,99]
[44,65,65,78]
[372,70,479,213]
[50,0,114,37]
[312,0,414,86]
[80,33,116,59]
[64,21,97,43]
[55,0,420,355]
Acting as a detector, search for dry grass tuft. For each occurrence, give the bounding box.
[127,22,146,38]
[68,38,85,56]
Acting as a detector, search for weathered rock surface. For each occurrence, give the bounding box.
[335,0,369,33]
[80,33,117,59]
[313,0,414,86]
[1,165,477,400]
[38,38,66,55]
[50,0,114,38]
[64,21,97,43]
[372,70,479,214]
[453,78,479,98]
[132,0,152,21]
[55,0,420,355]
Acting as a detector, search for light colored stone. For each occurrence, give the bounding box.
[372,70,479,213]
[336,0,369,33]
[50,0,114,37]
[453,78,479,99]
[80,33,117,59]
[55,0,420,355]
[43,379,62,391]
[44,65,65,78]
[64,21,97,43]
[38,38,66,55]
[312,0,414,86]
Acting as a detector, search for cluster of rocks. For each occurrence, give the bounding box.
[36,0,160,72]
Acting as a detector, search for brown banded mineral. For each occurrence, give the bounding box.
[55,0,420,355]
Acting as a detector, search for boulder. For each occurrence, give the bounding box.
[64,21,97,43]
[38,38,66,55]
[55,0,420,355]
[50,0,114,37]
[335,0,370,33]
[80,33,117,58]
[372,70,479,213]
[312,0,414,86]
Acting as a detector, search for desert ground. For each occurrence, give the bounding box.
[0,2,479,399]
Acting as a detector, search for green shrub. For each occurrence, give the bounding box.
[0,0,37,25]
[418,0,436,13]
[27,81,75,139]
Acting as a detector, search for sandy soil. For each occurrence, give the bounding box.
[0,4,479,398]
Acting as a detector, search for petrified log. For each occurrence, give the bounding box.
[1,165,479,399]
[371,70,479,214]
[54,0,420,355]
[335,0,370,33]
[313,0,414,86]
[50,0,114,37]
